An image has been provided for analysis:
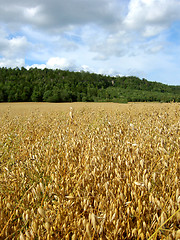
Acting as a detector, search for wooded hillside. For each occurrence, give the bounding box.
[0,67,179,102]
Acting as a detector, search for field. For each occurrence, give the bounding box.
[0,102,179,240]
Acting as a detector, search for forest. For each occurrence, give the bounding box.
[0,67,179,103]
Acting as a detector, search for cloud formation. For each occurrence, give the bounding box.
[124,0,180,37]
[0,0,180,85]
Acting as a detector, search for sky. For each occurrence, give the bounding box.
[0,0,180,85]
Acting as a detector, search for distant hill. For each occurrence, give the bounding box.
[0,67,179,103]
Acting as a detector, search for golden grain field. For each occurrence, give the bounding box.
[0,102,179,240]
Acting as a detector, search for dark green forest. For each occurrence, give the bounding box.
[0,67,179,103]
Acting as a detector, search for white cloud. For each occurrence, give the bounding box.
[124,0,180,37]
[80,65,94,72]
[24,6,40,19]
[27,57,78,71]
[26,64,46,70]
[23,6,47,26]
[46,57,76,70]
[0,57,25,68]
[0,0,119,33]
[0,34,29,67]
[8,36,29,56]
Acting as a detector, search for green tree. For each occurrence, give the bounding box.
[31,89,42,102]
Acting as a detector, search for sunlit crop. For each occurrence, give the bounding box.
[0,102,179,239]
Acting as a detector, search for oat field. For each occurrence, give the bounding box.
[0,102,179,240]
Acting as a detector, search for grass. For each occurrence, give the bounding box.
[0,102,179,239]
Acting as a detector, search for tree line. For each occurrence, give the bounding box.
[0,67,179,103]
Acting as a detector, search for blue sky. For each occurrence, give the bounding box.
[0,0,180,85]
